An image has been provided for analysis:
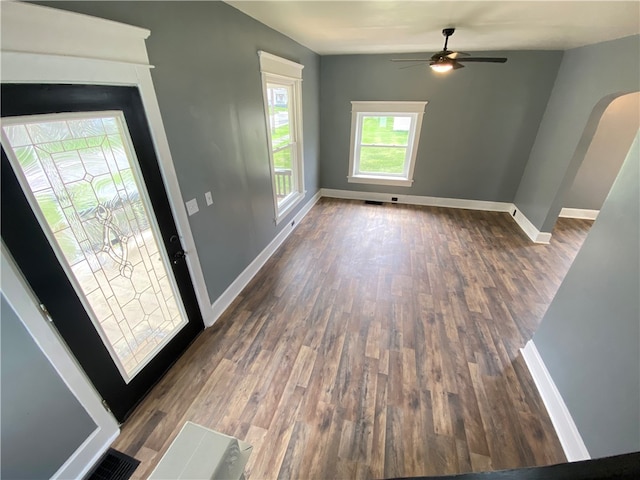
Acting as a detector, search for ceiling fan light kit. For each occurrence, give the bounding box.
[430,59,454,73]
[392,27,508,73]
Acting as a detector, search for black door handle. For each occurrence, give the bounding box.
[172,250,186,264]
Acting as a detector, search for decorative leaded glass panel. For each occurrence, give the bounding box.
[2,112,188,381]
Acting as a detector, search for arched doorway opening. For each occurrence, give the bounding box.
[550,91,640,234]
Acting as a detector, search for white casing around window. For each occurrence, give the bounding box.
[348,101,428,187]
[258,51,303,79]
[258,51,306,223]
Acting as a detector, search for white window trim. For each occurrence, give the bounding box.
[259,51,305,224]
[348,101,427,187]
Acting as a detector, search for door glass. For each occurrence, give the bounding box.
[2,112,188,382]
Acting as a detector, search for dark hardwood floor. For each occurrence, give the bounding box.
[113,198,593,479]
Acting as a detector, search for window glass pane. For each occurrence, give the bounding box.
[266,81,299,209]
[361,116,410,146]
[274,145,293,204]
[274,144,292,170]
[272,122,291,151]
[359,146,407,174]
[267,85,291,150]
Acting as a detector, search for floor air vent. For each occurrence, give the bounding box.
[364,200,383,205]
[86,448,140,480]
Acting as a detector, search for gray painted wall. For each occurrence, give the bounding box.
[22,3,639,462]
[534,131,640,458]
[564,92,640,211]
[319,51,562,201]
[38,1,321,302]
[1,294,97,479]
[514,34,640,232]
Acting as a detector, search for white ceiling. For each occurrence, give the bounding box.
[226,1,640,55]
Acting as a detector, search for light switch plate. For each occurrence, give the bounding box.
[186,198,199,216]
[205,191,213,206]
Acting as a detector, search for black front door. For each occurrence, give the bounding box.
[1,84,204,422]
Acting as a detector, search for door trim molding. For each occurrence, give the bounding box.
[1,246,120,479]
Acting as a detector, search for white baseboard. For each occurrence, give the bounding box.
[510,206,552,244]
[55,429,119,479]
[321,188,554,244]
[205,190,553,328]
[521,341,590,462]
[206,191,321,327]
[559,208,599,220]
[320,188,513,212]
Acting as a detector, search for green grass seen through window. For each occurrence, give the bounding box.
[273,145,292,170]
[271,121,292,169]
[358,116,410,174]
[361,116,410,146]
[359,147,406,174]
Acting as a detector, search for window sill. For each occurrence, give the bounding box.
[347,175,414,187]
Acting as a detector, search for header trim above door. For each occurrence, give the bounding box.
[2,1,150,64]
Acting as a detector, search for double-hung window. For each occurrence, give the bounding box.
[259,51,305,223]
[348,101,427,187]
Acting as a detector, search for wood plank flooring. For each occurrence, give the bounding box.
[113,198,593,479]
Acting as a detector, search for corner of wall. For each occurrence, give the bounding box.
[510,206,552,244]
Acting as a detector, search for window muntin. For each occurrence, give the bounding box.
[259,51,305,223]
[348,101,427,187]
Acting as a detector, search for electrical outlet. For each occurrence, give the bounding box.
[186,198,199,216]
[205,191,213,206]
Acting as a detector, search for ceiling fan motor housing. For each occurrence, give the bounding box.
[442,27,455,37]
[390,27,507,71]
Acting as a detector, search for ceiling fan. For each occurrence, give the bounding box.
[392,28,507,73]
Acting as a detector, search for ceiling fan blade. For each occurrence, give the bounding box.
[456,57,507,63]
[399,63,428,70]
[452,61,465,70]
[446,51,470,59]
[391,59,431,62]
